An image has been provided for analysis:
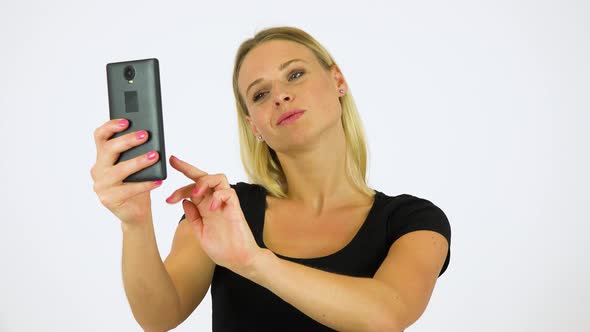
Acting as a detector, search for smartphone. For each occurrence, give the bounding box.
[106,58,167,182]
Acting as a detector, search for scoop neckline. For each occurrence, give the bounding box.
[258,188,384,262]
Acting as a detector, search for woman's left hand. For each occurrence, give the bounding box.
[166,155,265,277]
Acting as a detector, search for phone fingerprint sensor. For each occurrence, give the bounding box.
[125,91,139,113]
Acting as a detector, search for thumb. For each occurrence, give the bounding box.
[192,217,203,241]
[182,199,203,239]
[182,199,200,222]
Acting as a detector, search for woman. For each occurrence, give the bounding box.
[91,26,451,331]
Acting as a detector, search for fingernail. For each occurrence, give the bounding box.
[153,180,163,185]
[147,151,158,160]
[192,186,200,195]
[136,130,147,140]
[165,194,174,203]
[118,119,129,127]
[209,200,216,210]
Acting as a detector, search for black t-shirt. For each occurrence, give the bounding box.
[182,182,451,331]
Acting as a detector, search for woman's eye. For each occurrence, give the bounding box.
[251,71,304,102]
[253,91,267,102]
[288,70,304,81]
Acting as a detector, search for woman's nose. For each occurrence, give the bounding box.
[274,90,293,107]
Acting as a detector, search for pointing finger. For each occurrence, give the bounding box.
[170,155,207,182]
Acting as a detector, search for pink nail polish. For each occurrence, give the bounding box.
[136,130,147,140]
[118,119,129,127]
[147,151,158,160]
[192,186,200,195]
[153,180,163,185]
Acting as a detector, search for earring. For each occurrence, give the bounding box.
[257,135,263,141]
[339,89,345,95]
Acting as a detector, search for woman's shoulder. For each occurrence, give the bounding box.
[230,181,266,196]
[373,189,451,241]
[230,181,268,209]
[374,189,451,276]
[374,190,445,215]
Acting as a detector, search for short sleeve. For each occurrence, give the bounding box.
[387,195,451,276]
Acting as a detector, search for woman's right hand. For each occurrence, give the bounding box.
[91,118,164,226]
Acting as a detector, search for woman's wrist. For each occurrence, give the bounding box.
[239,248,277,283]
[120,215,154,234]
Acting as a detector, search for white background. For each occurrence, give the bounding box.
[1,0,588,331]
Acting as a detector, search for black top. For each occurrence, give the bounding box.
[182,182,451,331]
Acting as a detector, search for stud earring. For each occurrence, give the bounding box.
[257,135,263,141]
[339,89,345,95]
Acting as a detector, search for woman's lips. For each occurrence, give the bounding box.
[277,110,305,126]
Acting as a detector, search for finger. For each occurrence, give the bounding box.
[92,119,132,174]
[97,129,150,169]
[209,188,240,211]
[95,180,163,210]
[165,183,196,204]
[189,184,208,209]
[101,150,160,187]
[182,199,204,239]
[181,199,198,221]
[94,119,130,162]
[94,118,130,144]
[182,199,203,224]
[169,155,207,182]
[193,173,231,198]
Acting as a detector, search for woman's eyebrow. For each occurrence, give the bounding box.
[246,59,307,96]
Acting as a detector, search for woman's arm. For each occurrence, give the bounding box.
[245,230,449,332]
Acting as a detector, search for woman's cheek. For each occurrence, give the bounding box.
[252,110,270,131]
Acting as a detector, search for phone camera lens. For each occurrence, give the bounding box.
[123,65,135,81]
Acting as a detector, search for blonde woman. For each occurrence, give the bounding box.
[92,26,451,331]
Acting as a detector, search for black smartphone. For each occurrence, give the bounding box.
[106,58,167,182]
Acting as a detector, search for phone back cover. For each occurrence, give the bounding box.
[106,58,166,182]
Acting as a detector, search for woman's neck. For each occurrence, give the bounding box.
[275,125,369,214]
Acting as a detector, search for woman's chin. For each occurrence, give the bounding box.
[272,134,324,155]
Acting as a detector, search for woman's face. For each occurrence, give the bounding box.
[238,40,347,152]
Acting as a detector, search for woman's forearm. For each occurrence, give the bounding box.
[244,249,406,332]
[121,219,181,331]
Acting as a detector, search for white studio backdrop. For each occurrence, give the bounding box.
[0,0,588,331]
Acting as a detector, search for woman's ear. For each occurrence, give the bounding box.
[245,115,260,137]
[330,64,348,94]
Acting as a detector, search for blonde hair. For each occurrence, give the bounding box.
[232,26,372,198]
